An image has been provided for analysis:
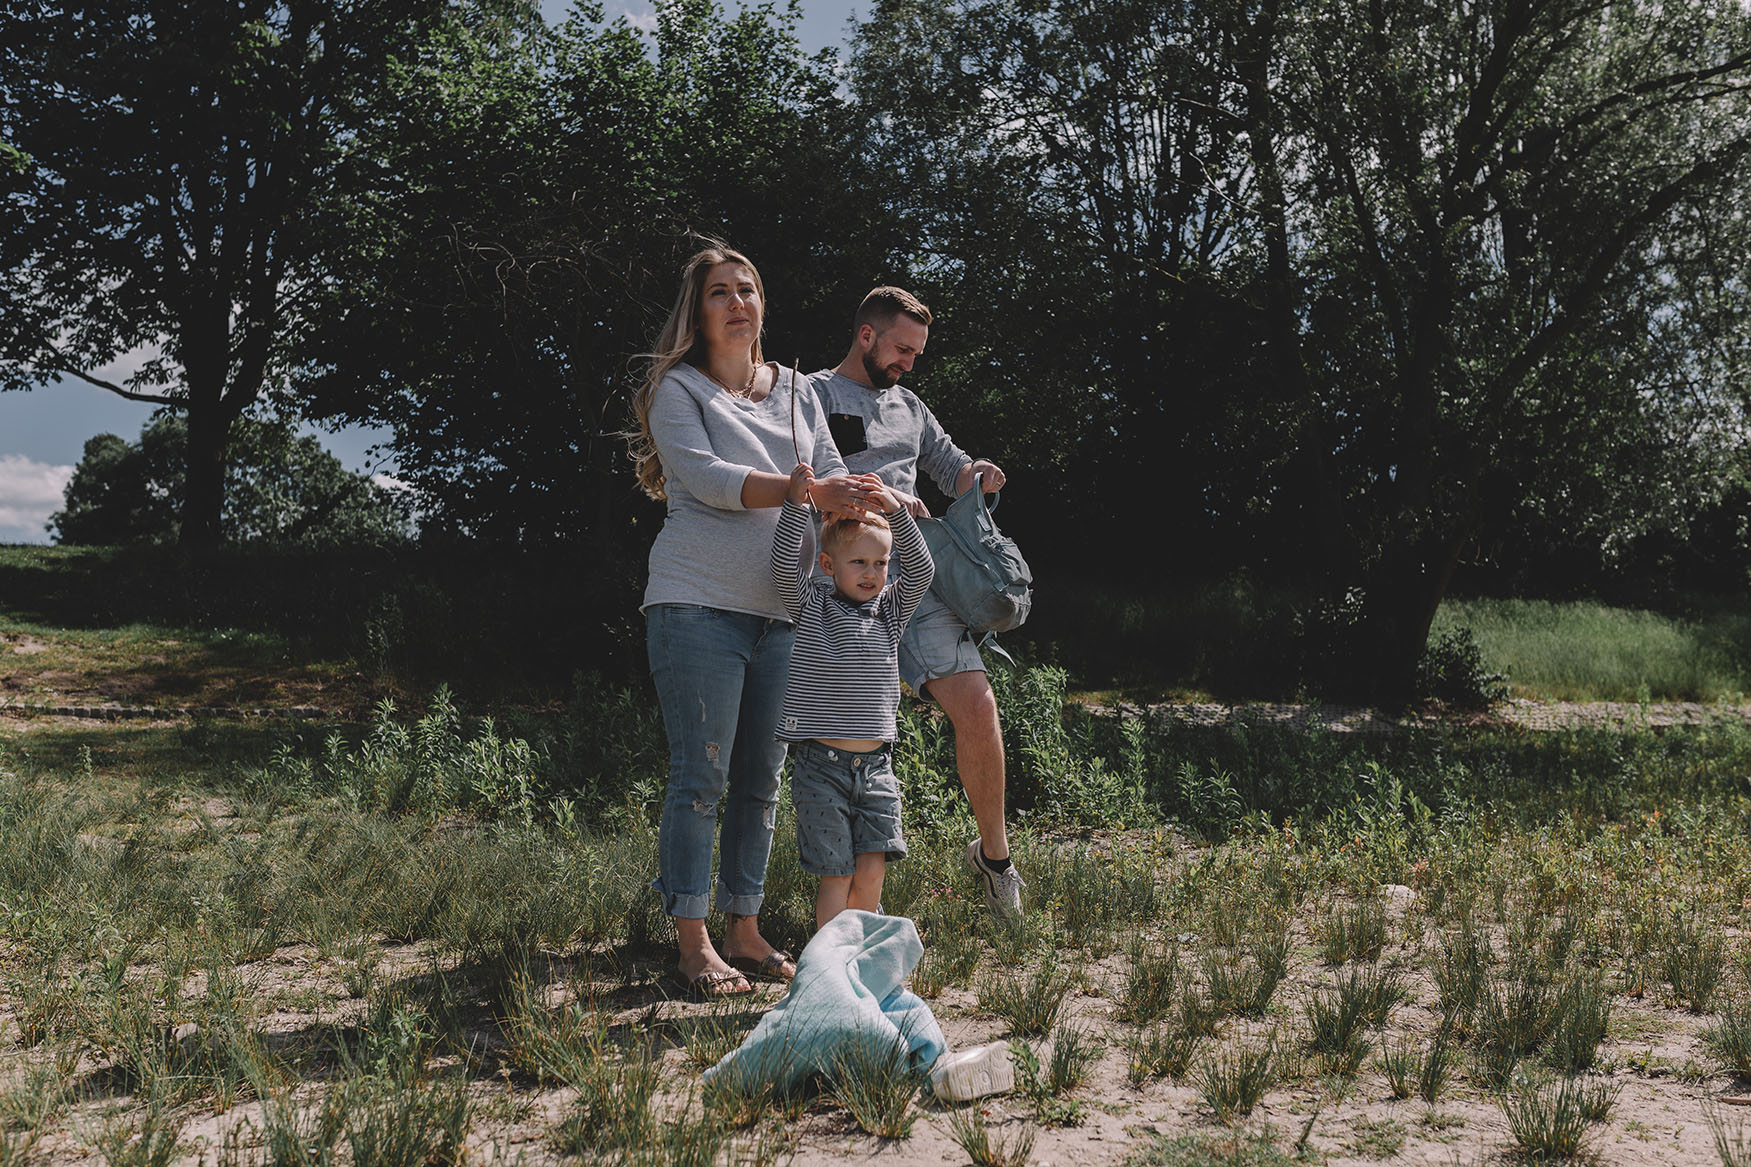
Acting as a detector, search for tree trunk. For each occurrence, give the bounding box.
[180,404,228,548]
[1350,528,1468,706]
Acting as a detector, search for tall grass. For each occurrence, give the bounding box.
[1433,597,1751,701]
[15,663,1751,1163]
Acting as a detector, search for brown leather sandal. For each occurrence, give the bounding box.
[727,950,796,982]
[686,968,754,1000]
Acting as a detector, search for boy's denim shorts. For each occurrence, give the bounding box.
[788,739,906,877]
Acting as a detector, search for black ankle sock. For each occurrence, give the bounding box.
[981,850,1012,874]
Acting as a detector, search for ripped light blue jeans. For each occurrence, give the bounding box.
[646,603,794,919]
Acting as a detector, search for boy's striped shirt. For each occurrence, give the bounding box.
[770,500,934,743]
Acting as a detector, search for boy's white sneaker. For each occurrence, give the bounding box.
[930,1042,1015,1102]
[965,839,1025,917]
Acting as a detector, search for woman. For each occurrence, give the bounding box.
[630,244,881,998]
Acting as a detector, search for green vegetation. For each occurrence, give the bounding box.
[1027,580,1751,705]
[1434,597,1751,702]
[9,0,1751,700]
[7,650,1751,1159]
[12,541,1751,709]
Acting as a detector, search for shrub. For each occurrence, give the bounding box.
[1415,626,1509,710]
[991,666,1155,830]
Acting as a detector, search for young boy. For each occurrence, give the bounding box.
[771,464,934,928]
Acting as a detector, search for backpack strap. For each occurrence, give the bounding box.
[978,631,1017,669]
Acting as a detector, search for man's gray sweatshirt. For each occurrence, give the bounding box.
[809,371,970,500]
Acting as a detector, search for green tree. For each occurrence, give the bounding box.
[852,0,1751,698]
[1241,0,1751,696]
[0,0,501,546]
[295,0,901,547]
[48,433,176,546]
[847,0,1311,569]
[50,415,410,549]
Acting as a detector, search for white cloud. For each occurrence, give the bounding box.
[613,4,659,32]
[0,454,74,544]
[541,0,657,31]
[90,342,164,390]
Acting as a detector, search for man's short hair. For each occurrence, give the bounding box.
[821,511,891,557]
[853,286,932,338]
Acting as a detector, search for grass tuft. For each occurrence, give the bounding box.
[946,1105,1036,1167]
[1118,936,1184,1024]
[1126,1022,1203,1086]
[1379,1037,1418,1100]
[1708,1099,1751,1167]
[1433,926,1491,1029]
[1707,997,1751,1078]
[979,954,1073,1036]
[1204,923,1289,1019]
[1126,1128,1309,1166]
[828,1037,920,1140]
[93,1105,182,1167]
[1418,1022,1457,1104]
[1474,963,1559,1089]
[1320,898,1387,965]
[1663,915,1729,1013]
[1544,976,1612,1074]
[1501,1076,1612,1161]
[1195,1034,1276,1124]
[1304,985,1371,1077]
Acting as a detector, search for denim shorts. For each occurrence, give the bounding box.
[899,589,986,693]
[788,739,906,877]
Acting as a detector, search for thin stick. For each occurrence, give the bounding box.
[790,359,800,465]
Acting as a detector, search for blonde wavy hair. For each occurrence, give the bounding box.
[628,244,767,500]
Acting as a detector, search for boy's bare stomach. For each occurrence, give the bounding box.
[814,738,886,752]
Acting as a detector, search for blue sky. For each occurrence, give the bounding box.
[0,0,865,542]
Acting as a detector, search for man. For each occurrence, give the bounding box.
[811,286,1024,917]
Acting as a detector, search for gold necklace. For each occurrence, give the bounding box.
[705,361,758,397]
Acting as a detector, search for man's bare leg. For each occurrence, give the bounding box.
[923,669,1009,860]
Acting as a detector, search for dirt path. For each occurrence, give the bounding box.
[1127,697,1751,735]
[10,690,1751,733]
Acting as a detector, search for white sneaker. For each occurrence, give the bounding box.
[965,839,1025,917]
[930,1042,1015,1102]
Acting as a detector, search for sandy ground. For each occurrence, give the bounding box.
[5,895,1744,1167]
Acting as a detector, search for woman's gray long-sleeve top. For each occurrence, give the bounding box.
[641,363,847,620]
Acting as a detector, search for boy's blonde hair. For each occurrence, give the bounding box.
[820,511,891,558]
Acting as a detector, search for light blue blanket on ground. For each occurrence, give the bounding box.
[701,910,945,1093]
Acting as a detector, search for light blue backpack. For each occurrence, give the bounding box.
[916,473,1033,638]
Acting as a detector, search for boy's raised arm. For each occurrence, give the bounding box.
[886,504,934,629]
[770,464,815,624]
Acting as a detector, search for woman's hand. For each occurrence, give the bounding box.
[807,473,883,519]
